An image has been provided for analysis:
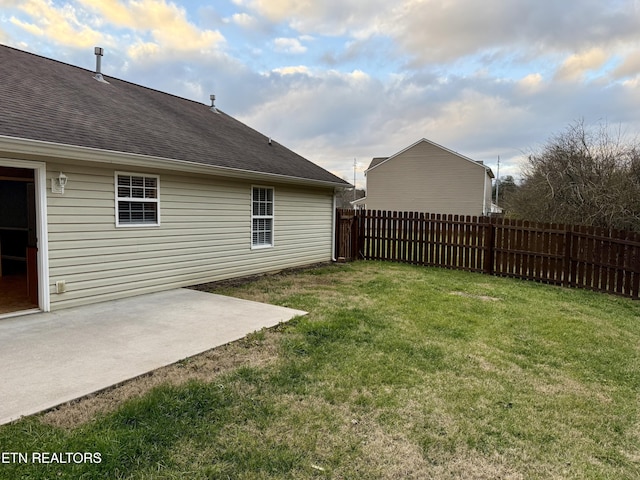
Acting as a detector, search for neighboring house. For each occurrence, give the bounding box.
[0,45,349,316]
[352,138,495,215]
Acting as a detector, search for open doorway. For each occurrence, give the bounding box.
[0,166,39,315]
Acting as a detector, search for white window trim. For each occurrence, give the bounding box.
[251,185,274,249]
[115,171,161,228]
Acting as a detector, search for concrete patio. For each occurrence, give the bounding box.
[0,288,306,425]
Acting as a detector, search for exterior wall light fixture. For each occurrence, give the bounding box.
[52,172,68,194]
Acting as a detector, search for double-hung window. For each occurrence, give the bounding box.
[251,186,274,248]
[115,173,160,227]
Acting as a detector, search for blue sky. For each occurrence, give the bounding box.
[2,0,640,188]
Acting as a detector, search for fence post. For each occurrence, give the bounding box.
[483,216,495,275]
[335,208,357,262]
[351,210,361,260]
[563,225,572,287]
[335,208,342,260]
[633,231,640,299]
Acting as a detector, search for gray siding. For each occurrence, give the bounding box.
[46,161,334,309]
[364,140,490,216]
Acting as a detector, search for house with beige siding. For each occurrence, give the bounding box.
[0,45,349,317]
[353,138,495,215]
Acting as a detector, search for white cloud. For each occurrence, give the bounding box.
[241,68,380,142]
[229,12,256,27]
[241,0,389,36]
[436,90,530,143]
[127,41,160,60]
[9,17,42,36]
[8,0,104,48]
[240,0,639,84]
[4,0,224,54]
[614,50,640,78]
[386,0,639,66]
[3,0,640,187]
[517,73,544,94]
[555,48,608,81]
[272,65,310,75]
[273,37,306,54]
[78,0,224,53]
[622,76,640,88]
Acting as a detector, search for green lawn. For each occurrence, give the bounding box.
[1,262,639,479]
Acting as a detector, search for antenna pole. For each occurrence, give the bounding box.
[353,158,357,201]
[495,155,500,207]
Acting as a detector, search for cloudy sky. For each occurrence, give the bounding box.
[1,1,640,188]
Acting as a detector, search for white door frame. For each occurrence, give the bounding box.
[0,158,50,312]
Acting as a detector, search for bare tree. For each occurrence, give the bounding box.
[335,188,366,209]
[509,120,640,231]
[492,175,518,207]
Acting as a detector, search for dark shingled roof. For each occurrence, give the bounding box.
[0,45,348,186]
[368,157,388,169]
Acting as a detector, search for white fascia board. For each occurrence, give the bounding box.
[0,135,350,189]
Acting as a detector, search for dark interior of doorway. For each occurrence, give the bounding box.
[0,167,38,314]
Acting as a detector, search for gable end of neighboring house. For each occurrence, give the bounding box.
[353,138,493,215]
[0,45,350,315]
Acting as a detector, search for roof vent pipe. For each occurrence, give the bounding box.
[210,94,220,114]
[93,47,109,83]
[95,47,103,73]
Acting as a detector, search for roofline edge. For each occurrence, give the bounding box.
[366,138,495,178]
[0,135,351,188]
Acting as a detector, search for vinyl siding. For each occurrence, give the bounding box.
[365,141,489,216]
[484,173,493,214]
[46,160,334,310]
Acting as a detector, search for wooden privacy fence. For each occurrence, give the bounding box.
[335,209,640,299]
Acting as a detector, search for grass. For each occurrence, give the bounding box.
[1,261,639,479]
